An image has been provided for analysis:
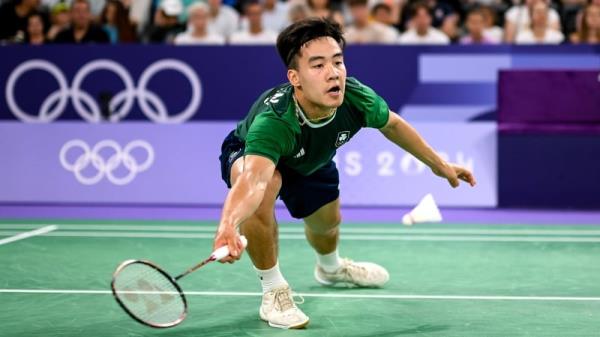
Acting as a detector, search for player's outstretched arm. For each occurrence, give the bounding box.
[379,111,477,188]
[214,155,276,263]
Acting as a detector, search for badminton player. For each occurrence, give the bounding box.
[215,18,476,329]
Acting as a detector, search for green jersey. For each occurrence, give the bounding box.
[234,77,389,176]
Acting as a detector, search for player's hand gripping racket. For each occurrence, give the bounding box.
[111,236,247,328]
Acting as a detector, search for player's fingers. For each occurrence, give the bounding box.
[228,238,240,260]
[448,176,459,188]
[458,170,476,186]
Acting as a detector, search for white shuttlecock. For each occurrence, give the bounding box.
[402,193,442,226]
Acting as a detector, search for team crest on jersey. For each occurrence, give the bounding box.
[335,131,351,147]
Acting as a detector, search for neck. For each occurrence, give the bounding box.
[29,35,44,44]
[532,25,545,37]
[471,32,483,42]
[293,89,336,122]
[416,27,428,36]
[210,7,219,17]
[249,24,262,34]
[192,28,207,37]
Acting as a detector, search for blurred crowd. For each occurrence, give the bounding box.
[0,0,598,45]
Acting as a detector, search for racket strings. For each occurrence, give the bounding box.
[113,263,185,326]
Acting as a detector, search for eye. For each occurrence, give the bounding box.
[335,61,344,66]
[313,64,324,69]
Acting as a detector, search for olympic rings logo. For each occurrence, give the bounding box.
[6,59,202,123]
[60,139,154,185]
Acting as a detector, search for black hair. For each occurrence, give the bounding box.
[371,3,391,15]
[276,18,345,69]
[410,2,430,18]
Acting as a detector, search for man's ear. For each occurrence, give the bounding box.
[287,69,301,88]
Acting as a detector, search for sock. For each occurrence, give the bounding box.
[255,261,288,293]
[316,249,342,273]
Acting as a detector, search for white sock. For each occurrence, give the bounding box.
[255,262,288,293]
[316,249,342,273]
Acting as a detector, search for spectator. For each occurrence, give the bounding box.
[124,0,152,35]
[240,0,289,32]
[307,0,344,24]
[288,2,310,23]
[46,1,69,41]
[480,5,502,42]
[401,0,458,39]
[0,0,46,42]
[345,0,398,43]
[371,2,394,25]
[145,0,185,43]
[42,0,104,18]
[371,0,402,27]
[561,0,586,37]
[54,0,110,43]
[174,2,225,44]
[504,0,561,42]
[398,2,450,43]
[206,0,239,40]
[100,0,137,43]
[25,11,47,44]
[460,7,498,43]
[308,0,334,18]
[230,1,278,44]
[570,3,600,43]
[515,0,564,43]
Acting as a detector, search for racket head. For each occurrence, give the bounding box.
[111,259,188,328]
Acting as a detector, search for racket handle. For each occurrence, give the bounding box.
[211,235,248,260]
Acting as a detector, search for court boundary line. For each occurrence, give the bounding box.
[1,230,600,242]
[2,224,600,235]
[0,225,58,246]
[1,288,600,301]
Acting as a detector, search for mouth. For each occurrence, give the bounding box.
[326,85,342,96]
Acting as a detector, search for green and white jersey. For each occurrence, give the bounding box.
[234,77,389,176]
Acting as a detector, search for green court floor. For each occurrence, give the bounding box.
[1,220,600,336]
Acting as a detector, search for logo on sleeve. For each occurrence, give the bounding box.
[335,131,351,147]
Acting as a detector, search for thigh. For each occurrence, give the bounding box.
[278,160,340,219]
[303,198,341,233]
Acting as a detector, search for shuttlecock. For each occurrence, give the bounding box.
[402,193,442,226]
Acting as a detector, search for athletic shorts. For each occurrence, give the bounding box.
[219,130,339,219]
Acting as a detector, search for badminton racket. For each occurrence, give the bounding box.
[111,235,247,328]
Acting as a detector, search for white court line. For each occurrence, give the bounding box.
[0,225,58,246]
[1,288,600,301]
[1,230,600,242]
[1,224,600,236]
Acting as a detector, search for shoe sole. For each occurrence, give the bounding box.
[260,315,309,329]
[314,268,335,286]
[260,310,310,329]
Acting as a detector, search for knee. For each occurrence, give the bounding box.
[307,212,341,235]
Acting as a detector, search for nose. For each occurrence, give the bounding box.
[326,63,340,81]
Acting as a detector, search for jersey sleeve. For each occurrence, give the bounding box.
[345,77,390,129]
[244,113,296,165]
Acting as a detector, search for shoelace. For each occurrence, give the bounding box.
[339,259,369,284]
[273,289,305,311]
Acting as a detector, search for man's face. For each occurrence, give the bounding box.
[373,7,391,24]
[245,3,263,28]
[72,2,91,28]
[466,12,484,35]
[290,37,346,109]
[586,5,600,29]
[189,8,208,31]
[531,2,547,27]
[413,8,432,32]
[350,4,369,26]
[27,15,44,36]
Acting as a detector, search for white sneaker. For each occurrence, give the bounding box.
[315,258,389,287]
[259,285,309,329]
